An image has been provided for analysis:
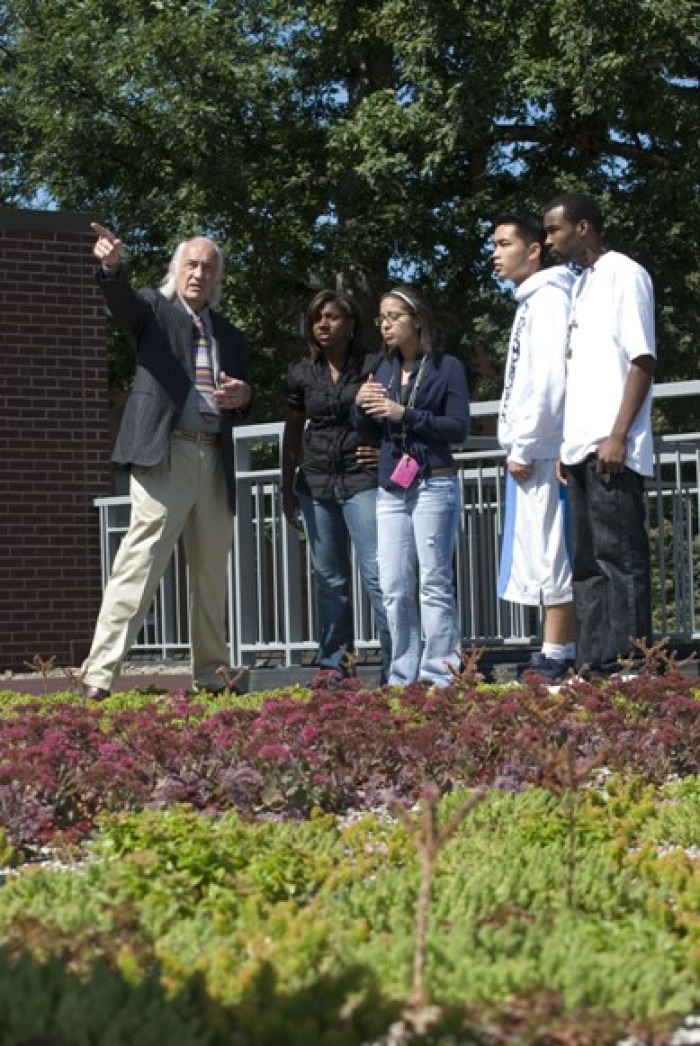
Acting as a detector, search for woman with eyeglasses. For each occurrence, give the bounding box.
[352,285,469,687]
[282,289,392,687]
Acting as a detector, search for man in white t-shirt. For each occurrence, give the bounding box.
[543,192,656,677]
[493,212,576,681]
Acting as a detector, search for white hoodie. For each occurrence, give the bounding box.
[498,265,575,464]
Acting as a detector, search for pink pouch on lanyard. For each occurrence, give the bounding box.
[390,454,420,489]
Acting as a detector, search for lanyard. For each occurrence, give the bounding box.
[386,354,428,452]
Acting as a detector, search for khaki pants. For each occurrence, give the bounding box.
[82,437,235,690]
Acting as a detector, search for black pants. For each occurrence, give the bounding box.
[565,456,652,672]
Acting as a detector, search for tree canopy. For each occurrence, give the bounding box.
[2,0,698,422]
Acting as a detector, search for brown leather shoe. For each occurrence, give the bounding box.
[82,684,111,702]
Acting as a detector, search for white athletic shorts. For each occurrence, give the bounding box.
[497,458,573,606]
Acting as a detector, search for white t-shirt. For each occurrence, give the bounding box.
[561,251,656,475]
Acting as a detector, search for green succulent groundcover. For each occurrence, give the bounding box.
[0,671,698,1045]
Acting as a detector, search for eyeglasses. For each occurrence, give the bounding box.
[374,311,411,327]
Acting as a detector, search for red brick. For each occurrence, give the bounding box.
[0,211,111,671]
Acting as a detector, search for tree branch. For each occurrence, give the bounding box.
[491,121,674,170]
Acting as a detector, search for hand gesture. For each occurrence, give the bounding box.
[282,490,302,529]
[595,434,626,475]
[213,373,252,412]
[356,444,380,468]
[355,374,382,408]
[355,374,405,422]
[507,460,534,484]
[90,222,125,268]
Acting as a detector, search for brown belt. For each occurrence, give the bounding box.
[173,430,221,446]
[425,466,458,477]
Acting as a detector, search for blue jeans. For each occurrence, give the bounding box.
[565,456,652,671]
[298,489,391,676]
[377,476,461,686]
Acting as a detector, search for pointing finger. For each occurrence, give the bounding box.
[90,222,117,242]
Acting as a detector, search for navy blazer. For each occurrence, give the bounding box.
[351,352,469,488]
[98,265,250,511]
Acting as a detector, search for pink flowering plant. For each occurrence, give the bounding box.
[0,658,698,854]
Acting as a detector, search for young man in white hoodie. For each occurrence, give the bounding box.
[493,212,576,680]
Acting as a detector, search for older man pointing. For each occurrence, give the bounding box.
[81,224,252,699]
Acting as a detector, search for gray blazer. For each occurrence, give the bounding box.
[98,265,251,511]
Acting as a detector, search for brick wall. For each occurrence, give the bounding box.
[0,207,112,673]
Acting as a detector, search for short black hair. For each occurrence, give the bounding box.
[494,211,546,249]
[544,192,604,234]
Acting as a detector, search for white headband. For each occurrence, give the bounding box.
[386,289,416,312]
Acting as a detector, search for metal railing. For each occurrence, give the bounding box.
[94,381,700,666]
